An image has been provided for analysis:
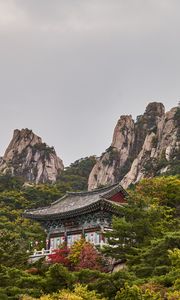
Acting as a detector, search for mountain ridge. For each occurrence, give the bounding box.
[88,102,179,189]
[0,102,179,187]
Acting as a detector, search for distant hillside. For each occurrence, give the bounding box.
[88,102,180,190]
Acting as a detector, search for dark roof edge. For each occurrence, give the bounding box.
[23,198,125,221]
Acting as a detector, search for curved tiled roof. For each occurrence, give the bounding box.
[24,183,127,220]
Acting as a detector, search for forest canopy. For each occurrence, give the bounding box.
[0,174,179,299]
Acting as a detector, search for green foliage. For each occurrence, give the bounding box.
[142,145,180,176]
[136,176,180,208]
[103,190,177,260]
[22,284,107,300]
[45,264,75,293]
[167,290,180,300]
[0,175,180,299]
[115,283,163,300]
[0,264,44,298]
[0,230,28,267]
[115,283,143,300]
[87,270,136,300]
[129,231,180,278]
[23,184,63,208]
[0,174,25,192]
[55,284,107,300]
[168,248,180,268]
[63,156,97,178]
[102,147,119,167]
[0,189,45,268]
[102,176,180,297]
[68,238,86,266]
[57,156,96,191]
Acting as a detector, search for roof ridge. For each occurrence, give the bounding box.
[66,183,120,196]
[51,193,68,206]
[50,183,124,206]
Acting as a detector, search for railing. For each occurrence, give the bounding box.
[29,248,55,258]
[29,239,109,258]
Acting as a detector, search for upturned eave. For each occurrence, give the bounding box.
[23,198,124,221]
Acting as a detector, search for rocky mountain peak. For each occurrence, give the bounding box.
[88,102,179,190]
[144,102,165,117]
[111,115,134,149]
[4,129,42,161]
[0,128,64,183]
[88,115,135,191]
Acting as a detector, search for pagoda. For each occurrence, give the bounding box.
[24,183,128,249]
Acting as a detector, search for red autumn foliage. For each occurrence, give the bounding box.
[48,246,70,266]
[76,242,104,271]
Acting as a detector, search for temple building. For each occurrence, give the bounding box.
[24,183,128,249]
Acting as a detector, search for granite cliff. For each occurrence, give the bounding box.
[88,102,180,190]
[0,129,64,183]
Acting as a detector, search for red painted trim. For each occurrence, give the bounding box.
[109,192,126,203]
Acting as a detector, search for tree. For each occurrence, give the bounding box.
[0,174,25,192]
[45,264,75,293]
[166,290,180,300]
[103,193,176,260]
[68,239,105,271]
[22,284,107,300]
[136,176,180,208]
[68,238,86,266]
[115,284,143,300]
[168,248,180,268]
[56,284,107,300]
[0,230,28,268]
[48,245,70,266]
[76,243,104,271]
[115,283,162,300]
[128,231,180,278]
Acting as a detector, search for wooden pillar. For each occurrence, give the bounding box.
[100,224,104,248]
[46,232,50,250]
[64,226,67,246]
[82,224,85,239]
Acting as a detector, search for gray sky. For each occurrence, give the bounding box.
[0,0,179,166]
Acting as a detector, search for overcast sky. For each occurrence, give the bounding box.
[0,0,179,166]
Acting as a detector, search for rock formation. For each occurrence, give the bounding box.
[88,102,180,190]
[0,129,64,183]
